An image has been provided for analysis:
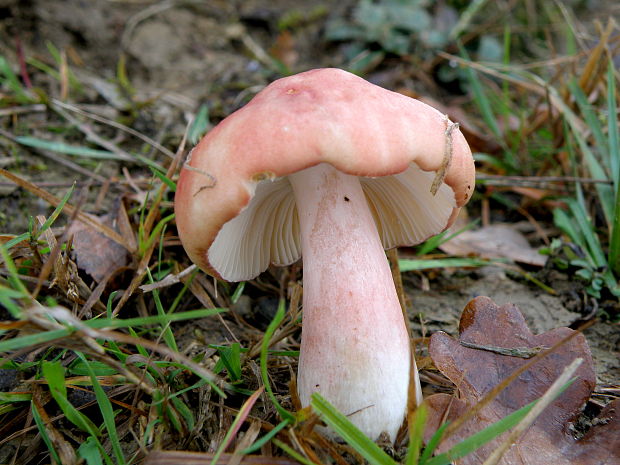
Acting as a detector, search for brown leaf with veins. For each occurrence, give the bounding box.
[425,296,620,465]
[68,211,129,282]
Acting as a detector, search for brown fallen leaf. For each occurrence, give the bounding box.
[68,211,129,282]
[439,223,547,266]
[425,296,620,465]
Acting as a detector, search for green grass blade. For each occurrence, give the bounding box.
[260,299,295,422]
[139,213,175,257]
[218,343,243,382]
[26,56,60,80]
[170,396,195,432]
[31,402,62,464]
[553,208,583,250]
[75,352,126,465]
[272,438,318,465]
[42,361,101,435]
[231,282,246,304]
[310,393,397,465]
[4,232,30,250]
[0,391,32,402]
[462,63,501,140]
[473,153,514,172]
[564,114,614,224]
[566,197,606,267]
[399,258,492,272]
[0,245,31,298]
[149,166,177,192]
[34,183,76,240]
[607,60,620,275]
[0,55,33,103]
[116,54,135,96]
[0,308,228,353]
[77,437,104,465]
[0,328,72,353]
[87,307,228,329]
[0,281,27,320]
[188,103,211,145]
[240,419,290,455]
[68,359,118,377]
[15,136,126,160]
[45,41,83,93]
[42,360,67,397]
[405,404,427,465]
[419,422,448,464]
[415,221,479,256]
[568,80,609,167]
[501,24,511,112]
[425,406,535,465]
[127,327,149,357]
[145,268,178,352]
[133,153,167,175]
[449,0,489,40]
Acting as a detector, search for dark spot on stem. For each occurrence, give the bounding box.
[344,196,350,202]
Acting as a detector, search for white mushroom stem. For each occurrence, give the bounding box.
[289,163,418,441]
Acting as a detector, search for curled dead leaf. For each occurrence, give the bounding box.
[425,296,620,465]
[68,211,129,282]
[439,224,547,266]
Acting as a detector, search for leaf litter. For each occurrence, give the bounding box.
[424,296,620,464]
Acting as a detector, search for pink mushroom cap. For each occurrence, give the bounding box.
[175,68,475,281]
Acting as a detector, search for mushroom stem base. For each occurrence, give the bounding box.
[290,163,413,441]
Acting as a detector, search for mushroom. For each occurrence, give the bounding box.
[174,68,475,441]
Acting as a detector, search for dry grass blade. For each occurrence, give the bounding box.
[387,248,423,410]
[0,168,135,253]
[229,421,263,465]
[140,264,198,292]
[51,99,176,160]
[52,104,134,162]
[576,20,615,96]
[211,386,265,464]
[0,103,46,116]
[0,127,109,182]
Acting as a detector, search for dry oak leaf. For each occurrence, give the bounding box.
[424,296,620,465]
